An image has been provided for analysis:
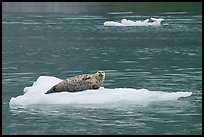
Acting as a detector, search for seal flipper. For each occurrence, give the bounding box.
[92,85,99,89]
[45,86,56,94]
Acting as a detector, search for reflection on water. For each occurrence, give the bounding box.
[8,99,198,135]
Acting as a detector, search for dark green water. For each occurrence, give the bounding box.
[2,5,202,135]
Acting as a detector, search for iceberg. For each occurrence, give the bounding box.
[9,76,192,106]
[104,18,164,26]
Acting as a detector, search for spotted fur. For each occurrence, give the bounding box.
[45,71,105,94]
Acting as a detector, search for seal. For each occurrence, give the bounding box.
[45,71,105,94]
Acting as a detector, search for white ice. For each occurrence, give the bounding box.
[104,18,164,26]
[9,76,192,106]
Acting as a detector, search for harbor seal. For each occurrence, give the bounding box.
[45,71,105,94]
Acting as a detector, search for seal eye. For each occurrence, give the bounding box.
[97,71,105,78]
[99,73,102,77]
[97,71,105,75]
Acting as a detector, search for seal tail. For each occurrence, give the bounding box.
[45,86,56,94]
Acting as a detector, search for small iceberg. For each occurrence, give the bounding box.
[9,76,192,106]
[104,18,164,26]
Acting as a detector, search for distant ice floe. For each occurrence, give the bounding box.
[9,76,192,107]
[104,18,164,26]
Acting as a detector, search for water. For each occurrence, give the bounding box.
[2,9,202,135]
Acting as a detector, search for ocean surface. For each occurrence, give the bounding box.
[2,9,202,135]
